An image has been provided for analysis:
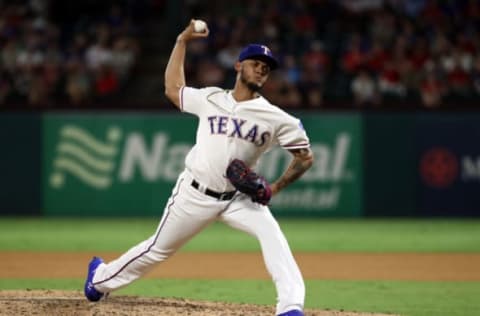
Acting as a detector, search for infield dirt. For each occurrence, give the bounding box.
[1,252,479,315]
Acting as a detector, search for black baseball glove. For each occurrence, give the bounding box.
[226,159,272,205]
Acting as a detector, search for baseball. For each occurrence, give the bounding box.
[193,20,207,33]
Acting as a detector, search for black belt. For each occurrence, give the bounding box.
[191,180,236,201]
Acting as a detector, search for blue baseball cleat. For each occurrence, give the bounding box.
[84,256,104,301]
[277,310,304,316]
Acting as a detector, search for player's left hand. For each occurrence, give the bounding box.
[226,159,272,205]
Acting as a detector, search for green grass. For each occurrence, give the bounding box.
[1,217,480,252]
[1,217,480,316]
[1,279,479,316]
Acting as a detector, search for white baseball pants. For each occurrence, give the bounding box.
[92,170,305,314]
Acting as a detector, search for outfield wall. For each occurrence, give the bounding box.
[1,111,479,217]
[0,114,42,215]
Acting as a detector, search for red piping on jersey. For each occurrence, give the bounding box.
[93,178,185,287]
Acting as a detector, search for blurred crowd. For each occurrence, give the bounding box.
[184,0,480,109]
[2,0,480,110]
[0,0,140,108]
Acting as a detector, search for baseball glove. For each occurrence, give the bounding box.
[226,159,272,205]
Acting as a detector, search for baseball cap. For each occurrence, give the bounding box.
[238,44,279,70]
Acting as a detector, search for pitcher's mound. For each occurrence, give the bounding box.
[0,290,396,316]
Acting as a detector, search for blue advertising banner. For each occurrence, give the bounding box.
[416,114,480,216]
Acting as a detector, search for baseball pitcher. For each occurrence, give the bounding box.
[84,19,314,316]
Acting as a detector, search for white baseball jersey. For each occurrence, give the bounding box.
[180,86,310,192]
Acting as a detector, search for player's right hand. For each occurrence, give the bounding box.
[177,19,209,42]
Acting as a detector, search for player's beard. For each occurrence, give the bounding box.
[240,69,263,92]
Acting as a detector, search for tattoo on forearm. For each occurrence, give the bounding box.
[274,148,313,192]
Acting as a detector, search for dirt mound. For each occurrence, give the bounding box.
[0,290,396,316]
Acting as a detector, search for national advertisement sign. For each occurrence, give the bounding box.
[42,113,363,216]
[42,113,195,216]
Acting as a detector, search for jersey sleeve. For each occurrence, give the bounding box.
[276,115,310,150]
[179,86,208,116]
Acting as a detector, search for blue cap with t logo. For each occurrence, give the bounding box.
[238,44,278,70]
